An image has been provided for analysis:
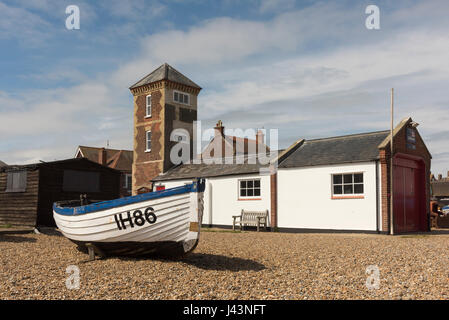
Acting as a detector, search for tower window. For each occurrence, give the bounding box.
[146,131,152,152]
[146,95,152,117]
[173,91,189,105]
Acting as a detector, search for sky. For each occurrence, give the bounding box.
[0,0,448,175]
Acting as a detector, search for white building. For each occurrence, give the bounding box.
[152,117,431,234]
[153,163,273,228]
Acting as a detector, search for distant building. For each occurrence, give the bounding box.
[0,160,6,168]
[200,120,269,160]
[0,158,120,227]
[75,146,133,197]
[431,173,449,205]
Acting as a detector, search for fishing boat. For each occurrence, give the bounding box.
[53,179,205,257]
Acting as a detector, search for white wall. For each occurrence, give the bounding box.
[277,162,379,231]
[155,173,271,227]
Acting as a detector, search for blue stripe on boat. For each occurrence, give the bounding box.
[53,182,200,216]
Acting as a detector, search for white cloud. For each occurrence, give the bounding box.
[102,0,166,19]
[0,2,52,44]
[259,0,296,13]
[1,0,449,175]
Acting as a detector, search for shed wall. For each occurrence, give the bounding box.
[277,162,379,231]
[0,169,39,227]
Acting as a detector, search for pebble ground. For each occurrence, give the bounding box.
[0,229,448,299]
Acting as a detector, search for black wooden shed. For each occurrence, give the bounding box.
[0,158,121,227]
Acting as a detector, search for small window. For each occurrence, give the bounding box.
[146,131,152,152]
[125,174,132,190]
[5,171,27,193]
[173,91,190,105]
[146,95,152,117]
[332,173,364,196]
[239,179,261,199]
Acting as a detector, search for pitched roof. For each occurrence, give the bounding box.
[278,131,390,169]
[0,160,6,168]
[153,162,267,182]
[129,63,201,90]
[0,157,119,173]
[76,146,133,171]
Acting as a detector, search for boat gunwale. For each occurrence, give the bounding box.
[53,182,199,216]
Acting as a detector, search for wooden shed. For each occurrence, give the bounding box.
[0,158,121,227]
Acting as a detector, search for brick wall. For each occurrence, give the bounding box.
[131,80,201,195]
[379,122,431,232]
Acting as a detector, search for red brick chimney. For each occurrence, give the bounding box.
[256,129,265,154]
[256,129,264,144]
[214,120,224,138]
[98,148,107,165]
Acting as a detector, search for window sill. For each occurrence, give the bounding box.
[145,115,152,119]
[238,198,262,201]
[145,149,151,153]
[331,195,365,200]
[173,101,190,106]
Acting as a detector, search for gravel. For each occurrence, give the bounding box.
[0,229,448,300]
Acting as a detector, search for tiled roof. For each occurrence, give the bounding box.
[77,146,133,172]
[0,157,119,173]
[153,162,267,182]
[129,63,201,90]
[0,160,6,167]
[278,131,390,168]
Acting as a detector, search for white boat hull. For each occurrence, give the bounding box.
[53,181,204,257]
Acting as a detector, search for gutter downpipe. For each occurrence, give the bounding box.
[375,160,380,233]
[390,88,395,235]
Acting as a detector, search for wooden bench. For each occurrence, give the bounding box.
[233,209,268,232]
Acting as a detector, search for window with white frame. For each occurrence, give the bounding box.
[173,91,189,105]
[239,179,261,198]
[146,131,152,152]
[146,95,152,117]
[125,174,132,190]
[332,173,364,196]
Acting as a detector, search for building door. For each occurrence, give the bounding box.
[393,157,425,233]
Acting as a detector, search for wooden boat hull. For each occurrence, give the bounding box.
[53,180,204,257]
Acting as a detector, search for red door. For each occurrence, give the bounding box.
[393,157,425,233]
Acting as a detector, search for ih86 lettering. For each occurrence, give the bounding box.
[114,207,157,230]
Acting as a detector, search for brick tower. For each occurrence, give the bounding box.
[129,63,201,194]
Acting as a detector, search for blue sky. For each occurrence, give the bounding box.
[0,0,448,175]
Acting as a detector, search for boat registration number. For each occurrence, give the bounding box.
[114,207,157,230]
